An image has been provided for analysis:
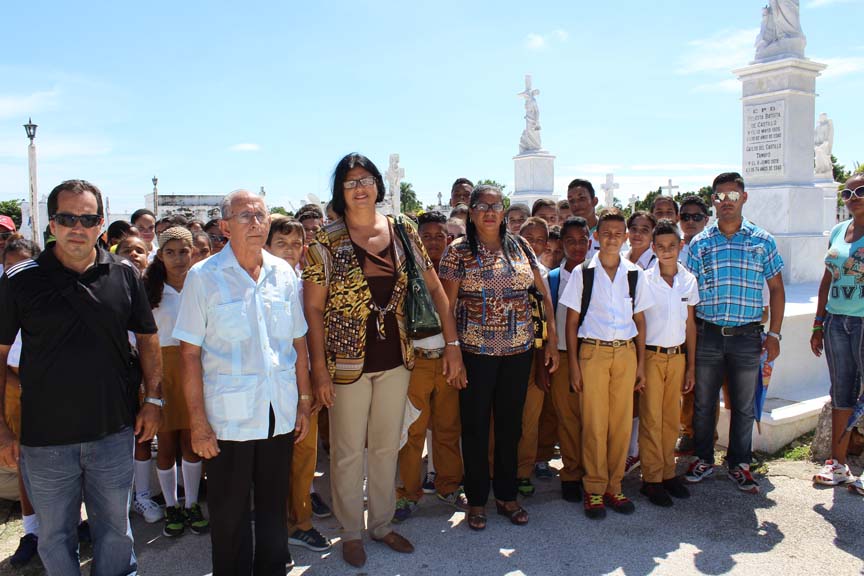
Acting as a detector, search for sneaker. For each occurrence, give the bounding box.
[392,498,417,523]
[9,533,38,568]
[422,472,437,494]
[516,477,535,497]
[675,435,695,456]
[663,476,691,499]
[604,492,636,514]
[728,463,760,494]
[685,459,715,483]
[286,550,294,571]
[640,483,673,507]
[534,461,555,479]
[163,505,186,537]
[583,492,606,520]
[77,520,91,544]
[288,527,332,552]
[185,502,210,535]
[624,455,641,475]
[133,492,164,524]
[310,492,332,518]
[813,459,855,486]
[848,477,864,496]
[561,480,582,503]
[437,488,469,510]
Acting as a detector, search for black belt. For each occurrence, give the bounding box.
[580,338,633,348]
[646,345,683,355]
[697,320,762,337]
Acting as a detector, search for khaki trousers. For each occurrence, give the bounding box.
[397,357,462,500]
[580,341,636,495]
[517,363,544,478]
[537,394,559,462]
[287,411,318,532]
[639,351,685,483]
[550,355,582,482]
[330,366,410,541]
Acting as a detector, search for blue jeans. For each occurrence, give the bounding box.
[20,427,137,576]
[693,325,762,468]
[824,313,864,409]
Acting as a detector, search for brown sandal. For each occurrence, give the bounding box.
[466,507,487,531]
[496,500,529,525]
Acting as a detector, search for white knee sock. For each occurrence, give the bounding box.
[134,458,151,498]
[629,417,640,458]
[181,460,202,507]
[157,465,178,507]
[22,513,38,536]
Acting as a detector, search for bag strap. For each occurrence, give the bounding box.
[627,269,639,313]
[548,267,561,311]
[578,261,594,330]
[393,215,418,276]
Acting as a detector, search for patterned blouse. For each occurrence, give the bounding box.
[302,216,432,384]
[438,235,538,356]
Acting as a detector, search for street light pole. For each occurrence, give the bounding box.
[152,175,159,216]
[23,118,39,247]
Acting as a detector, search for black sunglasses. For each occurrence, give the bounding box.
[840,185,864,202]
[208,234,227,243]
[52,213,102,229]
[680,213,707,223]
[0,232,13,240]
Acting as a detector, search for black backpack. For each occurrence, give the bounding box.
[577,261,639,330]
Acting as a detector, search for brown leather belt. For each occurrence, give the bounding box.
[697,320,762,337]
[580,338,632,348]
[646,344,684,355]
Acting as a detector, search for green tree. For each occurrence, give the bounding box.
[832,155,852,184]
[0,199,24,228]
[475,179,507,194]
[400,182,423,214]
[270,206,291,217]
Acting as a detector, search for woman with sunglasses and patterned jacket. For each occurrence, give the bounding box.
[811,172,864,495]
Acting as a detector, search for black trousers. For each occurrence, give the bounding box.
[206,429,294,576]
[460,350,533,506]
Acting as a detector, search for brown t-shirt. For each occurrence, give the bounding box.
[353,231,403,374]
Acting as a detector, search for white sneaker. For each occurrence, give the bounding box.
[813,459,855,486]
[133,493,164,523]
[848,477,864,496]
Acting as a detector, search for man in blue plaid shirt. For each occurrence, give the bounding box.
[683,172,785,493]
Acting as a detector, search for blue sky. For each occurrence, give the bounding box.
[1,0,862,216]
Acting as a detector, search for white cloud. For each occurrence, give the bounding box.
[559,163,624,174]
[524,30,568,51]
[229,143,260,152]
[629,163,739,172]
[816,56,864,78]
[0,89,59,120]
[678,28,759,74]
[691,78,741,94]
[807,0,859,7]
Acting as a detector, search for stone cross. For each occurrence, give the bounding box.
[629,194,639,212]
[437,191,443,208]
[660,178,679,197]
[601,173,619,208]
[386,154,404,215]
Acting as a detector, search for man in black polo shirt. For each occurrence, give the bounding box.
[0,180,162,576]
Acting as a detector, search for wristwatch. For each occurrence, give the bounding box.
[144,397,165,408]
[446,340,460,347]
[766,331,782,341]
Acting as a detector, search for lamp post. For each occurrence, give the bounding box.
[152,175,159,216]
[23,118,39,246]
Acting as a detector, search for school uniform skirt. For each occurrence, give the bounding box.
[159,346,190,432]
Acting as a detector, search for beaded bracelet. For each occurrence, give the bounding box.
[812,326,824,333]
[814,315,825,323]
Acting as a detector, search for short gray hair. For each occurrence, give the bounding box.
[220,189,263,219]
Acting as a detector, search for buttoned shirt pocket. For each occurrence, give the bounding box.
[273,367,299,430]
[268,301,294,340]
[213,301,251,342]
[208,374,257,424]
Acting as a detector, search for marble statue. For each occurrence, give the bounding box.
[755,0,806,61]
[815,113,835,179]
[518,75,542,153]
[386,153,404,215]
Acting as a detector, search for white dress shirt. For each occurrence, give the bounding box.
[559,253,654,341]
[643,261,700,347]
[173,243,308,442]
[153,284,182,347]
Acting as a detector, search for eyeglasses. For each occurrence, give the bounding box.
[713,191,741,203]
[344,177,376,189]
[0,232,13,240]
[680,213,707,222]
[840,186,864,201]
[51,213,102,228]
[472,202,505,213]
[227,211,268,225]
[208,234,227,244]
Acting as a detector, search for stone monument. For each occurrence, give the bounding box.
[720,0,831,453]
[385,153,403,216]
[512,75,556,208]
[660,178,679,198]
[815,113,840,230]
[601,173,619,209]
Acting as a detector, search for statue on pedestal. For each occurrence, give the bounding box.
[815,113,835,180]
[386,154,404,215]
[755,0,806,61]
[518,75,542,154]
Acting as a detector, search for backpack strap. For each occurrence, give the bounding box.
[627,269,639,313]
[548,267,561,311]
[578,261,594,330]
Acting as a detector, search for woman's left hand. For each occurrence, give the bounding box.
[544,343,559,375]
[443,346,467,389]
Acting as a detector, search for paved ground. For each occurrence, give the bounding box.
[0,457,862,576]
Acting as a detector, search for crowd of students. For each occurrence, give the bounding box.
[0,162,861,575]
